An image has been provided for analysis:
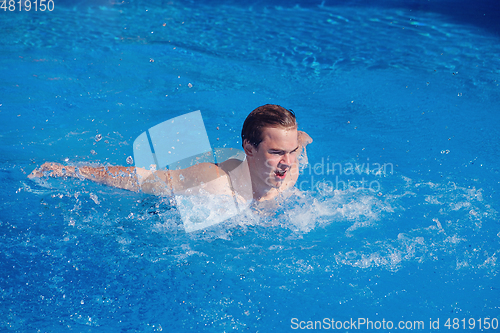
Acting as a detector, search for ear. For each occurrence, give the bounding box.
[243,139,255,157]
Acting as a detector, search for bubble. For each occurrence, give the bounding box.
[126,156,134,164]
[95,134,102,142]
[90,150,97,155]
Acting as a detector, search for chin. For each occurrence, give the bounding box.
[271,178,285,188]
[264,176,281,188]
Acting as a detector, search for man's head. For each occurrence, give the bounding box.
[241,104,297,148]
[242,104,299,198]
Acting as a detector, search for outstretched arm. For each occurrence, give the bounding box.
[28,161,230,196]
[28,162,142,191]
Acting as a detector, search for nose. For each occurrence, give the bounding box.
[281,153,292,166]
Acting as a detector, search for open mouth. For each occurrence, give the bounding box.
[274,169,287,179]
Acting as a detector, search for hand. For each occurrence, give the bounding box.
[298,131,313,147]
[28,162,72,179]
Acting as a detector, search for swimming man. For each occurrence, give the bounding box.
[29,104,312,202]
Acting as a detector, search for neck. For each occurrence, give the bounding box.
[252,186,280,201]
[249,174,281,201]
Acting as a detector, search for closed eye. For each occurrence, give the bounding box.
[269,146,299,155]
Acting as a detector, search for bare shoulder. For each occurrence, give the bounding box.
[218,158,244,173]
[159,162,230,191]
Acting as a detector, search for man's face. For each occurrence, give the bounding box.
[245,126,299,190]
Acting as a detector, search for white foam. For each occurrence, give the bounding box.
[23,168,498,273]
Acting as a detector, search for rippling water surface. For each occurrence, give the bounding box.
[1,0,499,331]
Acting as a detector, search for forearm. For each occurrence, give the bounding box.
[77,165,140,191]
[297,131,312,166]
[298,130,313,148]
[29,162,140,191]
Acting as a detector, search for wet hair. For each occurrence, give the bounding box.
[241,104,297,148]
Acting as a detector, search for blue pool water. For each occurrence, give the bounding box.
[1,0,500,331]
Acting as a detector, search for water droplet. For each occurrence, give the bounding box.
[89,193,100,205]
[126,156,133,164]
